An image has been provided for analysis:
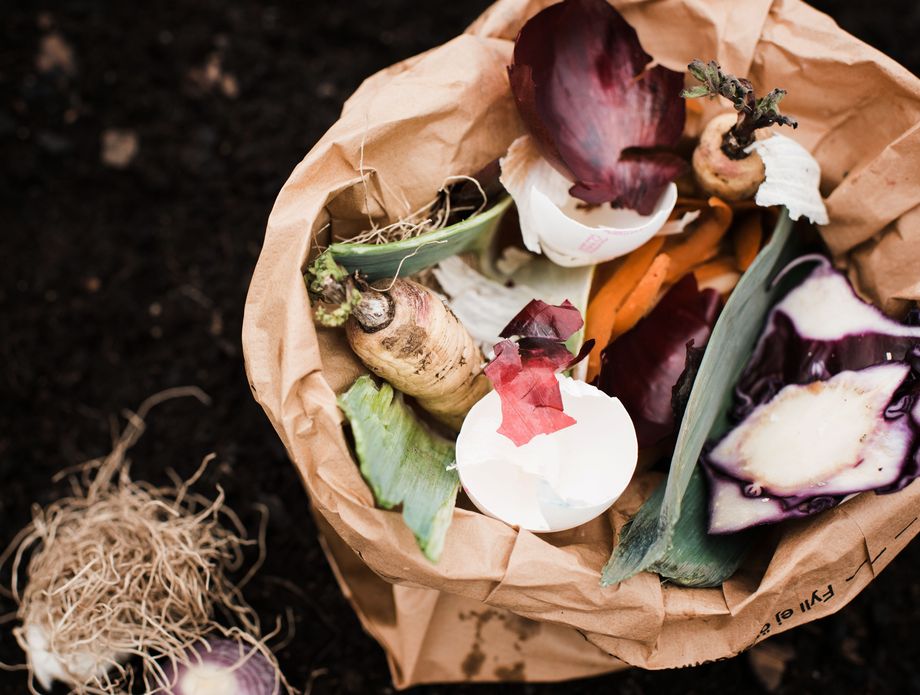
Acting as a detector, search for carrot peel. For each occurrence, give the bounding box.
[609,253,671,343]
[585,237,664,379]
[733,213,763,271]
[664,196,733,283]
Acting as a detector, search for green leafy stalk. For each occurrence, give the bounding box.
[603,468,748,588]
[682,59,797,159]
[339,376,459,562]
[602,209,811,588]
[305,250,363,327]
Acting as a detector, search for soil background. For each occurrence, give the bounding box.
[2,1,919,693]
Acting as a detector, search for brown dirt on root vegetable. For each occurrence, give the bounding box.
[344,279,489,430]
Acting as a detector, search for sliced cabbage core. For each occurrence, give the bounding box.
[709,364,910,498]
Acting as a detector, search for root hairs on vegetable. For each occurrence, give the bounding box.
[0,388,293,695]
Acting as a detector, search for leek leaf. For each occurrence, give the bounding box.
[602,209,810,587]
[329,197,511,281]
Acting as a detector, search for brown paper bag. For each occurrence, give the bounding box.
[243,0,920,685]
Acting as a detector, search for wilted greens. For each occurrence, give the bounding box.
[338,376,460,561]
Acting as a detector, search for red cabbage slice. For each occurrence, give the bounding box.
[734,258,920,420]
[704,259,920,534]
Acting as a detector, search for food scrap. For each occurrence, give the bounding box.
[705,259,920,533]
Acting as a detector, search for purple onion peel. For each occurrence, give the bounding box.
[161,638,278,695]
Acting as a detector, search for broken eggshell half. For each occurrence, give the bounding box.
[455,375,638,532]
[499,135,678,267]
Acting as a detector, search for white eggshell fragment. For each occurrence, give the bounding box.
[499,135,678,267]
[455,375,638,532]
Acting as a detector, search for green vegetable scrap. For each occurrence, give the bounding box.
[338,376,460,562]
[328,196,512,281]
[602,209,804,588]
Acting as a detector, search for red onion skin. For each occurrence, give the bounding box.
[486,299,594,446]
[161,638,277,695]
[508,0,686,213]
[596,274,720,449]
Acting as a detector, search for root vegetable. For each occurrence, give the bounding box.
[682,60,797,200]
[308,252,489,429]
[693,113,766,201]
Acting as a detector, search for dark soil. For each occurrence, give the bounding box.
[1,1,918,693]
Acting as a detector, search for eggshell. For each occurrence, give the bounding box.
[500,135,678,268]
[455,375,638,532]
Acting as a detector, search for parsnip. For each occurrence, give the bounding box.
[308,252,489,429]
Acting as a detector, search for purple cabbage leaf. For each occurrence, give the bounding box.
[704,259,920,534]
[596,274,720,449]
